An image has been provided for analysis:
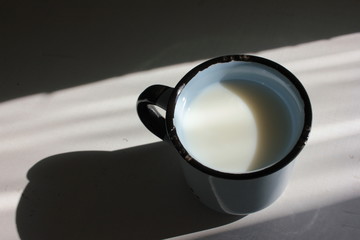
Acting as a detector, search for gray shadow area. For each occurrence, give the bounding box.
[1,0,360,102]
[221,80,293,171]
[16,142,241,240]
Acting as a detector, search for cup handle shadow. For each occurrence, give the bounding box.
[16,142,242,240]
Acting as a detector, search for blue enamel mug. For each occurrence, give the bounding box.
[137,55,312,215]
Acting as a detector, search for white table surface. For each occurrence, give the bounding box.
[1,1,360,239]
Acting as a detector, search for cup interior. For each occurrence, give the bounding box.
[172,59,306,174]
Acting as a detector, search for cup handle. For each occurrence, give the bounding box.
[137,84,173,140]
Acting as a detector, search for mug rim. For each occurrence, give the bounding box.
[166,54,312,180]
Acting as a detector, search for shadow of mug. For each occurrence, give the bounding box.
[16,142,241,240]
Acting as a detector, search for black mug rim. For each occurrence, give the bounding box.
[166,55,312,180]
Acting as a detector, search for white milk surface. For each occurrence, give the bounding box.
[180,80,293,173]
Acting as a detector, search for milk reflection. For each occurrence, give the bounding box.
[180,83,257,173]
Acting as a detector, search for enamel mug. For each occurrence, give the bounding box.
[137,55,312,215]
